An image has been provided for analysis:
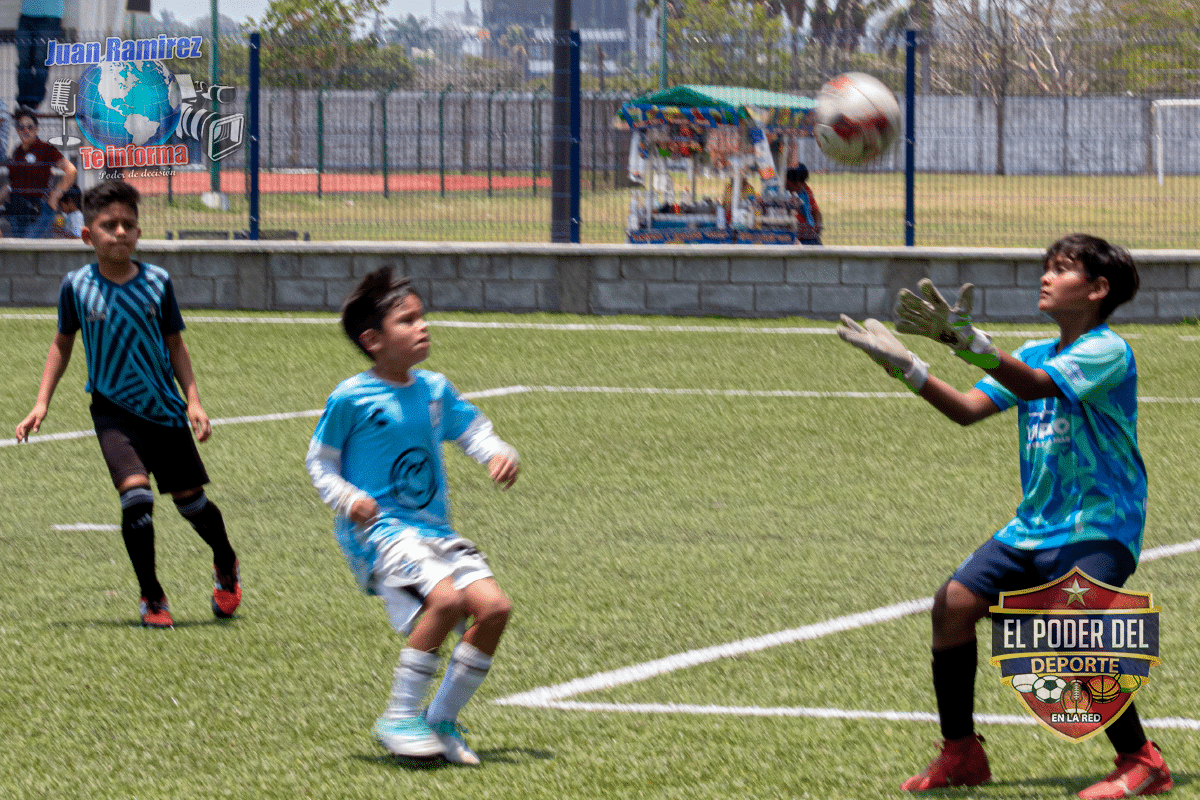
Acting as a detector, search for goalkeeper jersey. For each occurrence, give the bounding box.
[57,261,188,427]
[976,324,1146,559]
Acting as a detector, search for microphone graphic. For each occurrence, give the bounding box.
[49,78,81,147]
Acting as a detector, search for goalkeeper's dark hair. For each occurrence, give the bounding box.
[1044,233,1139,321]
[341,266,417,356]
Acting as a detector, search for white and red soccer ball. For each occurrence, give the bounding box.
[813,72,902,165]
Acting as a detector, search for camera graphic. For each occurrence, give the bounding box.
[174,74,244,161]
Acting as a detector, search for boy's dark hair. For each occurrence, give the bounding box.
[62,184,82,208]
[83,179,141,226]
[341,266,417,356]
[786,165,809,184]
[1044,233,1139,320]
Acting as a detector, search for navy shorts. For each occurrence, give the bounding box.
[90,393,209,494]
[952,537,1138,603]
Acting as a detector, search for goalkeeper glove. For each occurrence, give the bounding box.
[894,279,1000,369]
[836,315,929,393]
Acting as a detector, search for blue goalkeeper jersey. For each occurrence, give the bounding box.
[310,369,484,585]
[57,262,188,427]
[976,324,1147,559]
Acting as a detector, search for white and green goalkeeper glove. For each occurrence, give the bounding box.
[894,279,1000,369]
[836,315,929,393]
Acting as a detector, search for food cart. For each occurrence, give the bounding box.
[617,85,816,244]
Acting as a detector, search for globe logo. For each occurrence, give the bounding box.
[76,60,182,150]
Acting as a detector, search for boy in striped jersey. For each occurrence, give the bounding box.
[16,179,240,628]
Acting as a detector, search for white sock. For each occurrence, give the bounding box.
[426,641,492,726]
[382,647,441,720]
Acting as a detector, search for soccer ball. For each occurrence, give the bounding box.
[1032,675,1067,703]
[1061,679,1093,713]
[813,72,901,165]
[1010,673,1038,693]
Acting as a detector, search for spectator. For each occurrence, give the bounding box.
[785,165,823,245]
[4,106,77,238]
[50,184,83,238]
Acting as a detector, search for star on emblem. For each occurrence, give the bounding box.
[1062,579,1090,606]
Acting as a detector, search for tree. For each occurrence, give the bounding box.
[256,0,414,90]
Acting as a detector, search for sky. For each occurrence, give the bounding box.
[149,0,437,27]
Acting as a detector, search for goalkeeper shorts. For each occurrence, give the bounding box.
[952,537,1136,604]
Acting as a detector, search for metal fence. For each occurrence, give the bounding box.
[6,25,1200,248]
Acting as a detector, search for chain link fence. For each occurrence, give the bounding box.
[6,25,1199,248]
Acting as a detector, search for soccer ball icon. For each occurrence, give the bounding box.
[1032,675,1067,703]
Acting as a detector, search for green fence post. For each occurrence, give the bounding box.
[533,86,545,197]
[461,90,471,178]
[317,87,324,200]
[439,85,451,198]
[381,89,390,199]
[487,85,498,198]
[369,100,376,174]
[501,91,509,178]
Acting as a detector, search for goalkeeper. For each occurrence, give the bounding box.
[837,234,1171,800]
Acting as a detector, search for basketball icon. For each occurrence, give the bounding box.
[1088,675,1121,703]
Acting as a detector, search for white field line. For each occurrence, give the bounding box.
[4,312,1195,339]
[6,384,1199,449]
[493,539,1200,724]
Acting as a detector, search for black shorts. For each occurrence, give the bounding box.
[90,393,209,494]
[952,537,1137,603]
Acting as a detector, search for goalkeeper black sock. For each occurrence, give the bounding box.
[120,487,163,601]
[1105,700,1148,754]
[932,640,977,741]
[174,492,236,572]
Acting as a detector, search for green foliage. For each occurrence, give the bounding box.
[254,0,415,89]
[667,0,789,89]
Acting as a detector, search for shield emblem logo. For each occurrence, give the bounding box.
[989,567,1160,742]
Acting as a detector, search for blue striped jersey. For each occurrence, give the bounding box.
[57,261,188,426]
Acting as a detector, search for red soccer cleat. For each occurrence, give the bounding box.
[212,560,241,618]
[139,595,174,628]
[1078,741,1172,799]
[901,733,992,791]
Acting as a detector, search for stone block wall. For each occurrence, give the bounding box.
[2,239,1198,323]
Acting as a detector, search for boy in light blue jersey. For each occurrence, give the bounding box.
[16,179,241,629]
[306,266,518,765]
[837,234,1171,799]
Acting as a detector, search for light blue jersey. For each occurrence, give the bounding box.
[57,262,188,426]
[976,325,1146,559]
[308,369,509,590]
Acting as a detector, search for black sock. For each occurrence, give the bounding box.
[174,492,236,571]
[120,487,162,601]
[1105,700,1148,754]
[932,640,977,740]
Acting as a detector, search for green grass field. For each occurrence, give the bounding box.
[2,310,1199,799]
[140,172,1200,249]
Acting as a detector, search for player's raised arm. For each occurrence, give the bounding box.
[894,279,1061,401]
[836,315,1000,426]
